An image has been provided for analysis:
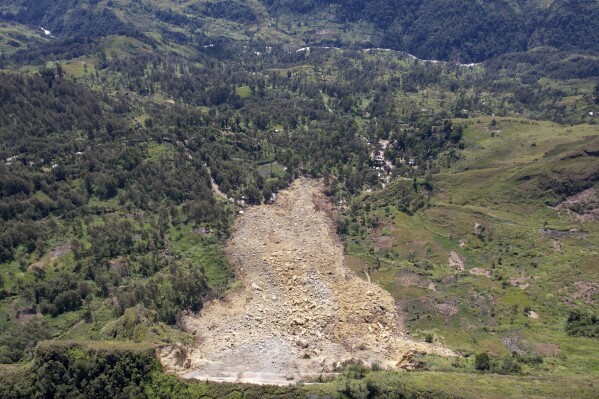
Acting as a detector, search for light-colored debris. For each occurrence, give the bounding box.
[469,267,491,277]
[526,310,539,319]
[159,179,454,385]
[448,251,465,271]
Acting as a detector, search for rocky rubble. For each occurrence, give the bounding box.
[158,179,454,385]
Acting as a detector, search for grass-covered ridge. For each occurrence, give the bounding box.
[340,115,599,391]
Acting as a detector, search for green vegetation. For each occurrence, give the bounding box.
[339,115,599,393]
[474,353,490,371]
[0,1,598,397]
[567,310,599,338]
[1,0,599,63]
[264,0,599,62]
[1,342,597,398]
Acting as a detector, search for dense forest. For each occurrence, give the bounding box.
[0,0,137,38]
[264,0,599,62]
[1,0,599,62]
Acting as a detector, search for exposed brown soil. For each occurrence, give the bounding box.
[553,187,599,221]
[396,271,436,292]
[570,281,599,305]
[509,275,537,290]
[399,297,459,322]
[374,236,394,250]
[533,342,560,356]
[13,307,40,325]
[396,271,425,288]
[28,244,70,272]
[469,267,491,277]
[435,303,459,318]
[158,179,454,385]
[448,251,465,271]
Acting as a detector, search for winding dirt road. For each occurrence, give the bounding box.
[159,179,453,385]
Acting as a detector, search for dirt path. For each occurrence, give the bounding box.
[158,179,453,385]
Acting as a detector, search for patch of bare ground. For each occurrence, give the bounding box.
[553,187,599,221]
[525,310,539,319]
[27,244,71,272]
[158,179,454,385]
[509,275,538,290]
[448,251,464,271]
[374,236,393,251]
[469,267,491,277]
[396,271,425,288]
[13,307,40,325]
[399,297,459,323]
[532,342,560,356]
[566,281,599,305]
[396,271,436,291]
[501,332,531,356]
[552,240,563,251]
[435,303,459,318]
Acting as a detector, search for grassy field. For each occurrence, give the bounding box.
[343,115,599,392]
[0,22,45,55]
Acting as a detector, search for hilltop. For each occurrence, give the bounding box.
[1,0,599,62]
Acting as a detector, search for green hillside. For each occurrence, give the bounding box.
[342,116,599,375]
[263,0,599,62]
[0,1,598,398]
[1,0,599,62]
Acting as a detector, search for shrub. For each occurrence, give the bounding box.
[496,356,522,375]
[566,310,599,338]
[475,352,490,371]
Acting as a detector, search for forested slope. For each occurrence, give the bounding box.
[264,0,599,62]
[0,0,598,397]
[1,0,599,62]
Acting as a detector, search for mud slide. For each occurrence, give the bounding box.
[158,179,454,385]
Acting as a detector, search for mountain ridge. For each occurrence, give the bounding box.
[1,0,599,62]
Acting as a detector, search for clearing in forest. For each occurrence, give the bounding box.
[159,179,453,385]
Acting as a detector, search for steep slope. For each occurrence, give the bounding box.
[2,0,599,62]
[159,179,453,385]
[341,116,599,382]
[263,0,599,62]
[0,0,272,45]
[0,0,137,38]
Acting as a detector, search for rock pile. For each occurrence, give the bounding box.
[158,179,454,385]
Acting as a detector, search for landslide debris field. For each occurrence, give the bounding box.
[159,179,453,385]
